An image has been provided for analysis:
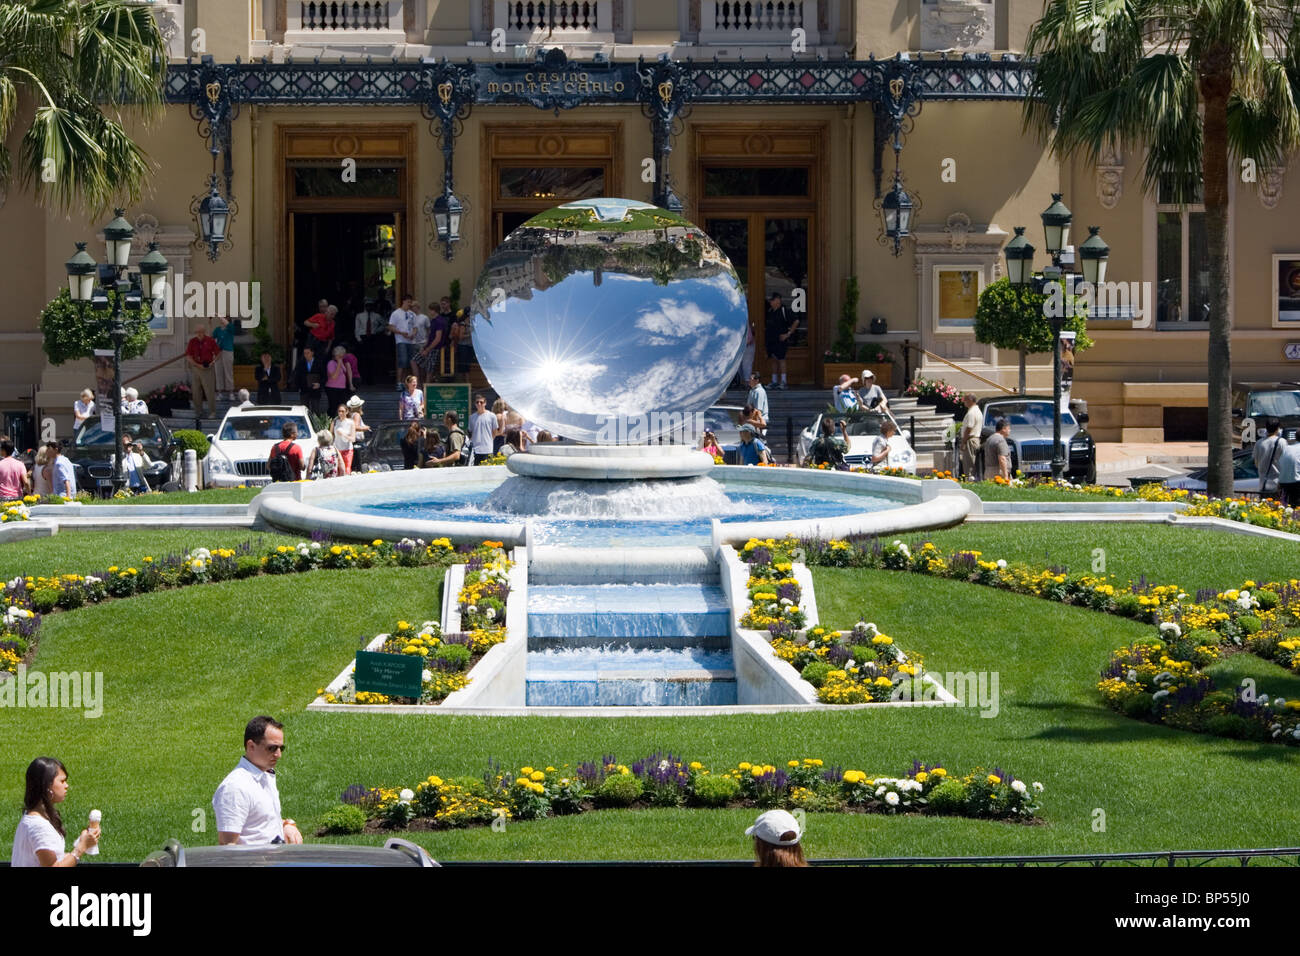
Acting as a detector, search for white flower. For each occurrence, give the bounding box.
[1292,728,1300,740]
[1158,622,1181,638]
[422,669,432,682]
[845,659,856,670]
[7,576,21,589]
[884,791,900,806]
[779,597,793,606]
[996,559,1007,569]
[466,605,478,615]
[1011,780,1027,794]
[190,548,210,561]
[875,786,886,797]
[1032,781,1044,792]
[399,788,414,803]
[1275,698,1287,708]
[1152,689,1170,701]
[1127,669,1139,682]
[658,759,670,771]
[1177,593,1187,601]
[485,607,496,620]
[310,541,321,549]
[422,620,438,630]
[1259,694,1270,706]
[1236,593,1255,610]
[807,640,816,648]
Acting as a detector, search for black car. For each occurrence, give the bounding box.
[67,415,181,495]
[961,397,1096,484]
[1232,382,1300,447]
[354,419,444,471]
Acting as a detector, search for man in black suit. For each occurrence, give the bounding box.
[254,351,281,405]
[294,346,324,414]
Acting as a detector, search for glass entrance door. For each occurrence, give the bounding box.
[703,214,813,383]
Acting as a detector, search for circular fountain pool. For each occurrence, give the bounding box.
[255,464,975,547]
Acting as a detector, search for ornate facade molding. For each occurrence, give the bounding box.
[1260,166,1285,210]
[921,0,994,52]
[910,214,1006,257]
[1096,140,1123,209]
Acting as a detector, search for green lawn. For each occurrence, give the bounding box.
[2,523,1298,863]
[0,529,304,580]
[79,488,263,506]
[906,524,1299,594]
[959,483,1132,502]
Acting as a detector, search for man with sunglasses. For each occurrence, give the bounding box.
[213,716,302,846]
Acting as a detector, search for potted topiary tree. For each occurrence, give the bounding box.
[975,278,1091,394]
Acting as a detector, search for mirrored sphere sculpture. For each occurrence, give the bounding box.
[469,198,748,444]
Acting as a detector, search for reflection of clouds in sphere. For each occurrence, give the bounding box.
[470,201,748,443]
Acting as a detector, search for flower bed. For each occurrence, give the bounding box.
[2,502,31,522]
[322,754,1044,833]
[790,533,1300,746]
[317,546,512,707]
[1,536,502,671]
[738,538,927,705]
[1098,618,1300,745]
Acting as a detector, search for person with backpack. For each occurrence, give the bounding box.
[426,411,471,467]
[305,429,341,480]
[805,416,849,470]
[267,422,305,482]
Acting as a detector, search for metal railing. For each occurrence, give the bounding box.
[902,341,1016,394]
[123,351,187,387]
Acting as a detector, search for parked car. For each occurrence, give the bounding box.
[203,405,316,487]
[67,415,181,495]
[797,412,916,472]
[140,837,438,867]
[354,419,442,472]
[1165,450,1262,495]
[965,397,1097,484]
[1232,382,1300,447]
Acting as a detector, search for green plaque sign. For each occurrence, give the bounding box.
[354,650,423,699]
[424,383,471,429]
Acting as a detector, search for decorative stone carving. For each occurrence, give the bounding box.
[1260,166,1285,210]
[1096,140,1124,209]
[132,213,159,246]
[921,0,994,52]
[945,212,971,251]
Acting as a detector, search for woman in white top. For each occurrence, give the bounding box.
[11,757,98,867]
[31,446,53,497]
[332,404,357,475]
[73,389,95,428]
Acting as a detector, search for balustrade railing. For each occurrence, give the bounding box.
[496,1,609,37]
[700,1,818,43]
[290,1,401,34]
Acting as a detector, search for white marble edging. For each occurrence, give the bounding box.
[437,550,527,707]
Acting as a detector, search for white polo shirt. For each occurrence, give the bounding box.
[213,756,285,845]
[388,308,413,341]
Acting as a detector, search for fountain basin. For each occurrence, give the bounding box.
[255,464,975,546]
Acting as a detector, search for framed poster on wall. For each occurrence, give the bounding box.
[1273,255,1300,326]
[933,266,983,331]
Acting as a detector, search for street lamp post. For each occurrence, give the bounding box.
[1004,196,1106,483]
[65,214,167,496]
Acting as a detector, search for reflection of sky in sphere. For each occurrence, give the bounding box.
[470,206,747,443]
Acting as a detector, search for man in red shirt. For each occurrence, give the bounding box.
[186,323,220,422]
[305,303,336,356]
[0,439,31,500]
[267,422,305,481]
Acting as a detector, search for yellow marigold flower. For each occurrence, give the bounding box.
[428,776,443,786]
[738,761,751,771]
[529,770,545,782]
[987,774,1001,785]
[787,760,799,767]
[915,771,929,783]
[689,761,703,770]
[872,635,893,645]
[515,777,530,786]
[750,766,764,778]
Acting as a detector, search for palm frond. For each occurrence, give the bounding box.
[74,0,167,112]
[18,103,111,213]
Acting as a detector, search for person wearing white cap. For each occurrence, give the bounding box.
[345,394,372,447]
[858,369,890,416]
[745,808,807,867]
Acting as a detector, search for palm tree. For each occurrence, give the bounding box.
[0,0,166,214]
[1023,0,1300,497]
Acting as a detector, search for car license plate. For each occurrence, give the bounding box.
[1026,462,1052,473]
[97,478,113,490]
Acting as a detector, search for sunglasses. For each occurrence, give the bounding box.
[263,743,286,753]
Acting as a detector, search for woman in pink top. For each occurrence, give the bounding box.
[325,345,353,414]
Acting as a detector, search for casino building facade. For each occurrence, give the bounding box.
[3,0,1298,442]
